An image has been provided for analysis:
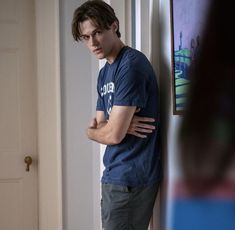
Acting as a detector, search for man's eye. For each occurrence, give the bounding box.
[94,31,102,35]
[81,35,89,41]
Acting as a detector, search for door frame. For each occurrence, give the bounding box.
[35,0,62,229]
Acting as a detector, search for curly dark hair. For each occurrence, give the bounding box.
[72,0,121,41]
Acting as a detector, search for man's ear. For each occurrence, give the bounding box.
[111,21,118,33]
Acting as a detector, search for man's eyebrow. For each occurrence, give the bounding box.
[81,28,101,37]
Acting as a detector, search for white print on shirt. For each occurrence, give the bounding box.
[107,94,113,115]
[100,81,115,116]
[101,82,115,97]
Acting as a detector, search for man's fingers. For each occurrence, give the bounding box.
[129,131,147,138]
[128,123,155,132]
[134,116,155,122]
[128,115,157,138]
[89,117,97,128]
[136,123,155,129]
[135,127,153,133]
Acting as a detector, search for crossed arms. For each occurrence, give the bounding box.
[86,105,156,145]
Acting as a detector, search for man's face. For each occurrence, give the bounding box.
[79,19,118,62]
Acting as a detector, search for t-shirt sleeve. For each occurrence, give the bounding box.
[96,96,104,111]
[114,68,148,108]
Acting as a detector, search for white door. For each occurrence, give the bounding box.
[0,0,38,229]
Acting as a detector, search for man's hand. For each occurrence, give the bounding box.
[127,116,156,138]
[88,117,98,129]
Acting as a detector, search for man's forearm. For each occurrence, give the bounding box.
[87,121,121,145]
[87,115,156,145]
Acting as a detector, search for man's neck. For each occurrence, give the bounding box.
[106,40,126,64]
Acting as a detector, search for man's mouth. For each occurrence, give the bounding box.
[93,47,102,54]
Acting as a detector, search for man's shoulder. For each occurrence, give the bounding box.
[123,46,144,58]
[120,47,148,69]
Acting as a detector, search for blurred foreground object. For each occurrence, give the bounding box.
[171,0,235,229]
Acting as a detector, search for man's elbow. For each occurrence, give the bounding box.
[109,133,125,145]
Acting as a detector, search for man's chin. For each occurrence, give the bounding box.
[96,54,105,59]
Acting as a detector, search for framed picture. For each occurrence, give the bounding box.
[170,0,211,115]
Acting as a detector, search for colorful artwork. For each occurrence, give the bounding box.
[171,0,211,114]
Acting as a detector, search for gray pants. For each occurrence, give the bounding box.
[101,183,159,230]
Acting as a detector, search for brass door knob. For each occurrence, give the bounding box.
[24,156,32,172]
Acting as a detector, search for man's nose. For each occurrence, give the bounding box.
[90,35,98,46]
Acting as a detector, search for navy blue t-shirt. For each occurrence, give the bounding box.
[96,46,161,187]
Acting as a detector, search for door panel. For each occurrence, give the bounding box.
[0,0,38,229]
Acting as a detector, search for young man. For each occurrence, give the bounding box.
[72,1,161,229]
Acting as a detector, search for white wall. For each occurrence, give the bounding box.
[60,0,100,229]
